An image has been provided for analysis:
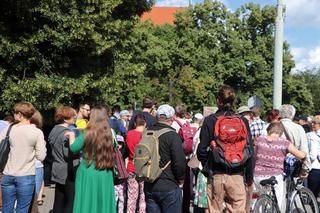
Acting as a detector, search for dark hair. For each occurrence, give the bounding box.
[266,109,280,123]
[267,122,284,136]
[84,106,114,170]
[142,96,154,109]
[175,105,186,118]
[79,103,90,109]
[54,106,76,124]
[133,114,146,129]
[4,115,14,123]
[216,85,235,110]
[112,105,121,114]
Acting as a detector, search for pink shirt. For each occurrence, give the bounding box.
[255,135,291,177]
[126,130,142,173]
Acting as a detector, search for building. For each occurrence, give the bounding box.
[141,7,187,25]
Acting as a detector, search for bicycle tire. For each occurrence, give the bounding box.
[289,187,319,213]
[253,195,278,213]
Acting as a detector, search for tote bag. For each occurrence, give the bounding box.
[0,124,14,173]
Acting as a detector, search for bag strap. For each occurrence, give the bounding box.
[5,124,14,139]
[153,128,174,138]
[111,129,118,149]
[161,160,171,171]
[153,128,174,170]
[280,121,291,141]
[173,117,183,127]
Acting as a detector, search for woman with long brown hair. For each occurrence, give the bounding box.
[66,105,116,213]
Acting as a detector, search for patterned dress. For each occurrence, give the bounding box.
[194,171,208,208]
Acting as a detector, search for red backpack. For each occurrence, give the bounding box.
[174,118,197,155]
[210,115,252,168]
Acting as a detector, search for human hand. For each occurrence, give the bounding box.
[65,132,76,144]
[178,180,184,188]
[299,171,308,178]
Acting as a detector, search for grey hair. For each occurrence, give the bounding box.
[280,104,296,120]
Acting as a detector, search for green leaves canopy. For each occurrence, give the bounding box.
[0,0,313,114]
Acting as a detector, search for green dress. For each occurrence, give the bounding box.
[70,133,116,213]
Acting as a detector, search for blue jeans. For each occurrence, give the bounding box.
[145,187,183,213]
[1,175,35,213]
[35,167,44,194]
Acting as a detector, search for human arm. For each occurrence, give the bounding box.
[35,130,47,162]
[244,118,254,185]
[196,116,214,166]
[170,133,186,185]
[299,127,309,155]
[288,143,306,160]
[68,132,85,153]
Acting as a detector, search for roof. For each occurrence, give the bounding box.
[140,7,187,25]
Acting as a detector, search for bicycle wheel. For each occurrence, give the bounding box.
[253,196,277,213]
[289,187,319,213]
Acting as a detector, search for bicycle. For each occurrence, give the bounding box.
[253,176,281,213]
[253,175,319,213]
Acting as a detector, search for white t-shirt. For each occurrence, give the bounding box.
[171,117,187,133]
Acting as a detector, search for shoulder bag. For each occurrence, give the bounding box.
[0,124,14,173]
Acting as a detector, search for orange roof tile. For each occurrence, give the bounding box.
[141,7,187,25]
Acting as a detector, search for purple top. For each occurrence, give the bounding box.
[254,135,291,177]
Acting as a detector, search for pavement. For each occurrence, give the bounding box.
[38,186,55,213]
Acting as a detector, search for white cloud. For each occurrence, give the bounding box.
[156,0,190,7]
[284,0,320,27]
[291,46,320,72]
[156,0,226,7]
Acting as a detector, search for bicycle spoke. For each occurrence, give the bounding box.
[297,191,308,212]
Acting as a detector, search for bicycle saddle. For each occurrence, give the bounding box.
[260,176,278,186]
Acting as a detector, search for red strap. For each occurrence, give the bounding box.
[173,117,183,127]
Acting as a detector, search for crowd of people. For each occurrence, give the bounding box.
[0,85,319,213]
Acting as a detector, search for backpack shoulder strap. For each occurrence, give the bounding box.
[153,128,174,170]
[154,128,174,138]
[173,117,183,127]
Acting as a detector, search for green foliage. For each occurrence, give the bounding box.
[0,0,152,113]
[0,0,314,115]
[293,69,320,114]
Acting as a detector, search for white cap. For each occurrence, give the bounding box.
[119,110,130,117]
[194,113,204,120]
[157,104,175,119]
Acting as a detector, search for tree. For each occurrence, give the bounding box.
[293,68,320,114]
[0,0,314,115]
[0,0,152,112]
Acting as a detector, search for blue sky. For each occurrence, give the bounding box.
[156,0,320,72]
